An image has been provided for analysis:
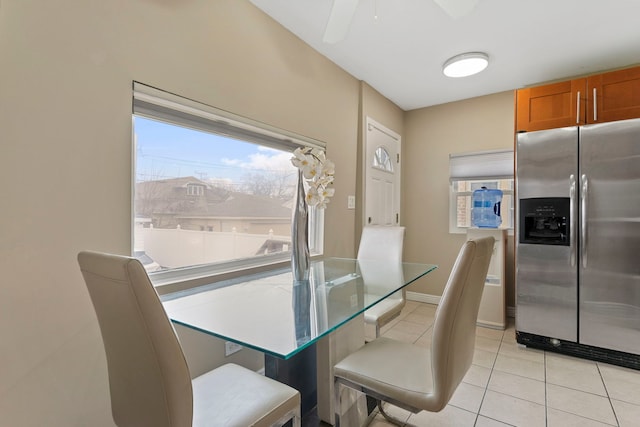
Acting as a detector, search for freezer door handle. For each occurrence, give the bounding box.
[581,174,589,268]
[569,174,576,267]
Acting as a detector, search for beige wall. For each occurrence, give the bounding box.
[402,91,516,304]
[0,1,363,425]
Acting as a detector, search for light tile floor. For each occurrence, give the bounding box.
[364,300,640,427]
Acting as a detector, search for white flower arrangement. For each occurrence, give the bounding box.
[291,147,335,208]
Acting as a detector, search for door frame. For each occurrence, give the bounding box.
[363,116,402,228]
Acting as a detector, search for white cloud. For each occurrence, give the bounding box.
[223,150,294,172]
[221,158,241,166]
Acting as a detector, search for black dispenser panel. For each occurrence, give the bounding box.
[519,198,570,246]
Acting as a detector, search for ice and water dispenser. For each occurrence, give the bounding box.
[519,198,570,246]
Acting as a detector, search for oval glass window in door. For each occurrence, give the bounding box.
[373,146,393,172]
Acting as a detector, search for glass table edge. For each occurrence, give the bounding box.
[284,261,437,359]
[167,260,438,360]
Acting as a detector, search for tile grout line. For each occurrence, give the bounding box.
[544,350,548,427]
[472,328,505,426]
[545,407,619,427]
[597,362,620,426]
[547,354,628,425]
[486,340,548,390]
[398,307,433,426]
[544,350,621,426]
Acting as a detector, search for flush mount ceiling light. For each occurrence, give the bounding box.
[443,52,489,78]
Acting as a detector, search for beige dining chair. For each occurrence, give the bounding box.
[357,225,406,338]
[334,237,494,425]
[77,251,301,427]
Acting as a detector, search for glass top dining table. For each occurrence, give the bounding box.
[162,257,437,360]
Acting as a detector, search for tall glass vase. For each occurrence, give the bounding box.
[291,169,310,283]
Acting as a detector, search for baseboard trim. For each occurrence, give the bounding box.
[477,320,505,330]
[407,292,517,320]
[406,291,440,305]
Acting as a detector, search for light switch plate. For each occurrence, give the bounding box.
[347,195,356,209]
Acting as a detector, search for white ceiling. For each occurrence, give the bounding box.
[249,0,640,111]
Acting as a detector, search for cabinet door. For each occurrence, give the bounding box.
[588,66,640,123]
[516,79,586,132]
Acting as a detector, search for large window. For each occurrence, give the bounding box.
[449,149,514,233]
[132,83,326,285]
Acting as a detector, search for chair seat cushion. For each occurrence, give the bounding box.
[334,337,437,411]
[192,363,299,427]
[364,297,405,326]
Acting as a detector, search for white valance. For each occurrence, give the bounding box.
[449,149,514,180]
[132,82,324,152]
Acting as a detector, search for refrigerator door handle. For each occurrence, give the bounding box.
[581,174,589,268]
[593,88,598,122]
[569,174,576,267]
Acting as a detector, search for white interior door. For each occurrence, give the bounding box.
[364,117,401,226]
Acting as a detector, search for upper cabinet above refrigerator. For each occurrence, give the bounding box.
[516,79,587,132]
[589,67,640,123]
[516,65,640,132]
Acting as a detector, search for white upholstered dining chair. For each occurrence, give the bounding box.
[78,251,301,427]
[357,226,406,338]
[334,237,494,425]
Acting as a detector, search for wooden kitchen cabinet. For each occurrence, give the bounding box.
[516,65,640,132]
[587,66,640,123]
[516,79,586,132]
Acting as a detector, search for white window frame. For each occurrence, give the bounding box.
[186,183,205,196]
[132,82,326,286]
[449,149,514,234]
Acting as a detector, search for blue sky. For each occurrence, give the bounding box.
[134,116,296,185]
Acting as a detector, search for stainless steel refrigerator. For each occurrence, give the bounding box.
[516,118,640,367]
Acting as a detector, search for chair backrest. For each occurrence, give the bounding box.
[357,226,405,262]
[430,237,494,410]
[78,251,193,427]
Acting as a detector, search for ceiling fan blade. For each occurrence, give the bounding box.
[323,0,359,44]
[433,0,479,19]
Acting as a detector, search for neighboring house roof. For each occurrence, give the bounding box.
[196,192,291,218]
[135,176,291,219]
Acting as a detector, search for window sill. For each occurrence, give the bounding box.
[152,252,323,296]
[450,226,514,236]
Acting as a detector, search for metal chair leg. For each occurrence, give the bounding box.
[334,377,342,427]
[377,400,405,426]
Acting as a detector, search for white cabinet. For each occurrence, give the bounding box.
[467,228,507,330]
